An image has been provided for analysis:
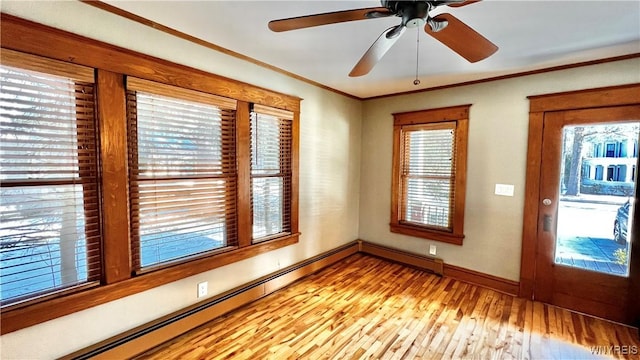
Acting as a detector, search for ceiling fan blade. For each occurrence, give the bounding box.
[447,0,481,8]
[425,13,498,63]
[349,26,406,77]
[268,7,392,32]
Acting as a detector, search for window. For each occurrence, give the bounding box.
[0,50,101,306]
[606,143,616,157]
[390,105,469,245]
[593,143,602,157]
[250,105,293,242]
[613,165,627,182]
[605,164,628,182]
[595,165,604,180]
[607,166,615,181]
[617,141,627,157]
[126,78,238,271]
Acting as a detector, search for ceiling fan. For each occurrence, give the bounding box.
[268,0,498,77]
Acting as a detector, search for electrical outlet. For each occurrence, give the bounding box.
[429,244,437,256]
[197,281,208,298]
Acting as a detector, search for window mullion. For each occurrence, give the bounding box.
[97,69,131,284]
[236,101,252,248]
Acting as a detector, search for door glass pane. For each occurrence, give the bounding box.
[555,123,638,276]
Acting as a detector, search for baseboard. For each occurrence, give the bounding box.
[443,263,520,296]
[358,240,444,275]
[64,239,520,358]
[358,240,519,296]
[62,241,359,360]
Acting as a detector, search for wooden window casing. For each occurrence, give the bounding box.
[0,14,300,334]
[390,105,470,245]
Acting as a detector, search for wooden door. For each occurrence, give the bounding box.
[534,105,640,324]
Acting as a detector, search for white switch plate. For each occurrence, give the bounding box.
[197,281,208,298]
[429,245,437,256]
[495,184,515,197]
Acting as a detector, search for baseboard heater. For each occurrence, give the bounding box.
[358,240,444,276]
[63,241,360,360]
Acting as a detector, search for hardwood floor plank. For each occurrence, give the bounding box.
[137,254,639,360]
[503,297,527,359]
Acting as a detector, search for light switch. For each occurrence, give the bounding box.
[495,184,515,197]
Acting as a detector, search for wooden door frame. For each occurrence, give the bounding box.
[519,83,640,324]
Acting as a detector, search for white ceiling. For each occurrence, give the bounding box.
[102,0,640,99]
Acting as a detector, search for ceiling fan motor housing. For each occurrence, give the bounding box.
[381,0,432,27]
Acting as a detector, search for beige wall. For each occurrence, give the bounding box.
[0,2,361,358]
[359,58,640,282]
[1,1,639,359]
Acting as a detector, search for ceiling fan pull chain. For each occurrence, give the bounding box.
[414,28,421,86]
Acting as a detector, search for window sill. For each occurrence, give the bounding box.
[390,223,464,245]
[252,231,293,244]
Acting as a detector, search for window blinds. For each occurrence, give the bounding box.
[401,122,456,230]
[250,104,293,241]
[0,50,100,306]
[127,78,237,270]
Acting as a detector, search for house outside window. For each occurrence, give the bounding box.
[614,165,627,182]
[582,164,591,179]
[390,105,469,245]
[595,165,604,180]
[568,124,639,196]
[606,143,616,157]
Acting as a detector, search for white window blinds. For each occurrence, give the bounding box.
[401,122,456,230]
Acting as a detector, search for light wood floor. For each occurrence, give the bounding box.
[138,254,640,359]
